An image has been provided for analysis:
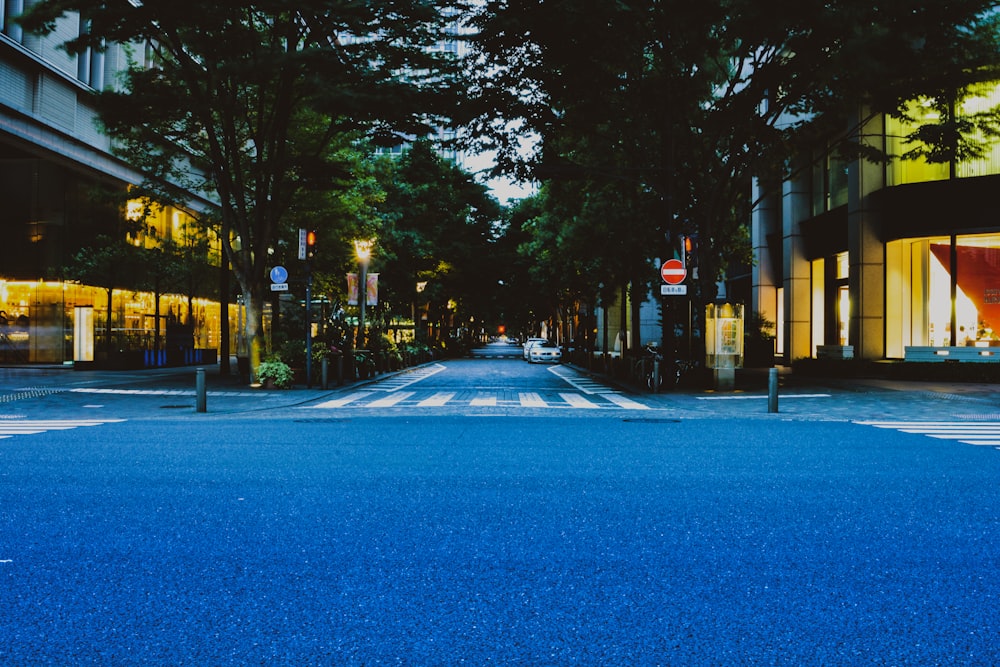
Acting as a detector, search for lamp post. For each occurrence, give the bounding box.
[354,239,373,352]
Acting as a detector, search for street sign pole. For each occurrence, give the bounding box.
[305,262,312,388]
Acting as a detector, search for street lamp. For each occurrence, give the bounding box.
[354,239,374,351]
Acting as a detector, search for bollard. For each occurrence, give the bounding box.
[336,355,344,386]
[196,367,207,413]
[321,357,329,390]
[767,367,778,413]
[652,358,660,394]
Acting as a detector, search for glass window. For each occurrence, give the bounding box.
[957,82,1000,179]
[921,235,999,347]
[955,234,1000,345]
[3,0,23,42]
[885,103,950,186]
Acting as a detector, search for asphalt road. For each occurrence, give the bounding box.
[2,411,999,665]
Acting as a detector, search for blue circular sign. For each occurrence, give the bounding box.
[269,265,288,284]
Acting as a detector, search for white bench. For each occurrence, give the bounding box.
[904,346,1000,362]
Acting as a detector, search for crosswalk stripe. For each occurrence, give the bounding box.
[367,391,414,408]
[372,363,446,392]
[548,366,610,395]
[470,395,497,407]
[559,392,599,409]
[604,393,651,410]
[519,392,547,408]
[0,419,125,441]
[859,420,1000,447]
[312,391,373,408]
[418,392,455,407]
[305,390,651,411]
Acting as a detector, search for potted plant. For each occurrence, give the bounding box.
[256,357,294,389]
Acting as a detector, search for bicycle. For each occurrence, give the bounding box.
[643,343,666,391]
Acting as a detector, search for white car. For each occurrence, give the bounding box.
[528,341,562,363]
[522,338,548,360]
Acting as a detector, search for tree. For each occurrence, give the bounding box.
[462,0,1000,353]
[376,141,502,345]
[21,0,463,381]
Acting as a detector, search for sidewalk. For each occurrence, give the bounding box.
[0,363,338,418]
[3,360,1000,422]
[570,362,1000,422]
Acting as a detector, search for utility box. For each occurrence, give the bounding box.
[706,303,744,390]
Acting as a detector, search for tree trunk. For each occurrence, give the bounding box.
[219,263,231,375]
[243,285,266,384]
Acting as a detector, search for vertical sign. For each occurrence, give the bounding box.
[297,228,307,260]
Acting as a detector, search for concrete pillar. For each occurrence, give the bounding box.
[751,178,781,332]
[782,163,814,363]
[848,111,886,361]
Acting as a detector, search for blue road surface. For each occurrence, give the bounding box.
[1,415,999,665]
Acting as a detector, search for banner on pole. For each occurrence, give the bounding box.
[366,273,378,306]
[347,273,358,305]
[347,273,378,306]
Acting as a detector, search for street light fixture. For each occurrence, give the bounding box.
[354,239,374,352]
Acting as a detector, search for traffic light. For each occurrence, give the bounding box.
[306,230,317,259]
[684,234,698,279]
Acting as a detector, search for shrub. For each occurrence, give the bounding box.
[256,358,294,388]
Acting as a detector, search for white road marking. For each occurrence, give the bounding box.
[71,388,262,397]
[312,391,374,408]
[547,366,616,395]
[519,392,547,408]
[418,392,455,407]
[858,421,1000,447]
[366,391,415,408]
[0,419,125,441]
[306,390,651,411]
[697,393,831,400]
[559,393,599,409]
[604,393,651,410]
[470,395,497,407]
[373,363,447,392]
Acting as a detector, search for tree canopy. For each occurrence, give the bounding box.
[461,0,1000,349]
[20,0,465,377]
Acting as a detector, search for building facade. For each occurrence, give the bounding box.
[0,8,227,365]
[753,83,1000,364]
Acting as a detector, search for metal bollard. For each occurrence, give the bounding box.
[196,367,207,413]
[652,358,660,394]
[767,367,778,413]
[321,357,329,390]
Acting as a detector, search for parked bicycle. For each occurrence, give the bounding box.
[643,343,666,391]
[643,343,699,391]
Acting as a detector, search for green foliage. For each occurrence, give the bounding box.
[19,0,464,380]
[374,140,506,336]
[256,357,294,389]
[462,0,1000,345]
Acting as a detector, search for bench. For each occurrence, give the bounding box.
[904,346,1000,362]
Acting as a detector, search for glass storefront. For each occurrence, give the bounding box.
[886,233,1000,356]
[0,279,233,365]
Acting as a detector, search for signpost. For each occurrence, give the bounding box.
[660,258,687,295]
[297,228,308,261]
[661,258,686,284]
[269,265,288,291]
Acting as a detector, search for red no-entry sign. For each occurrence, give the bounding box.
[661,258,687,285]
